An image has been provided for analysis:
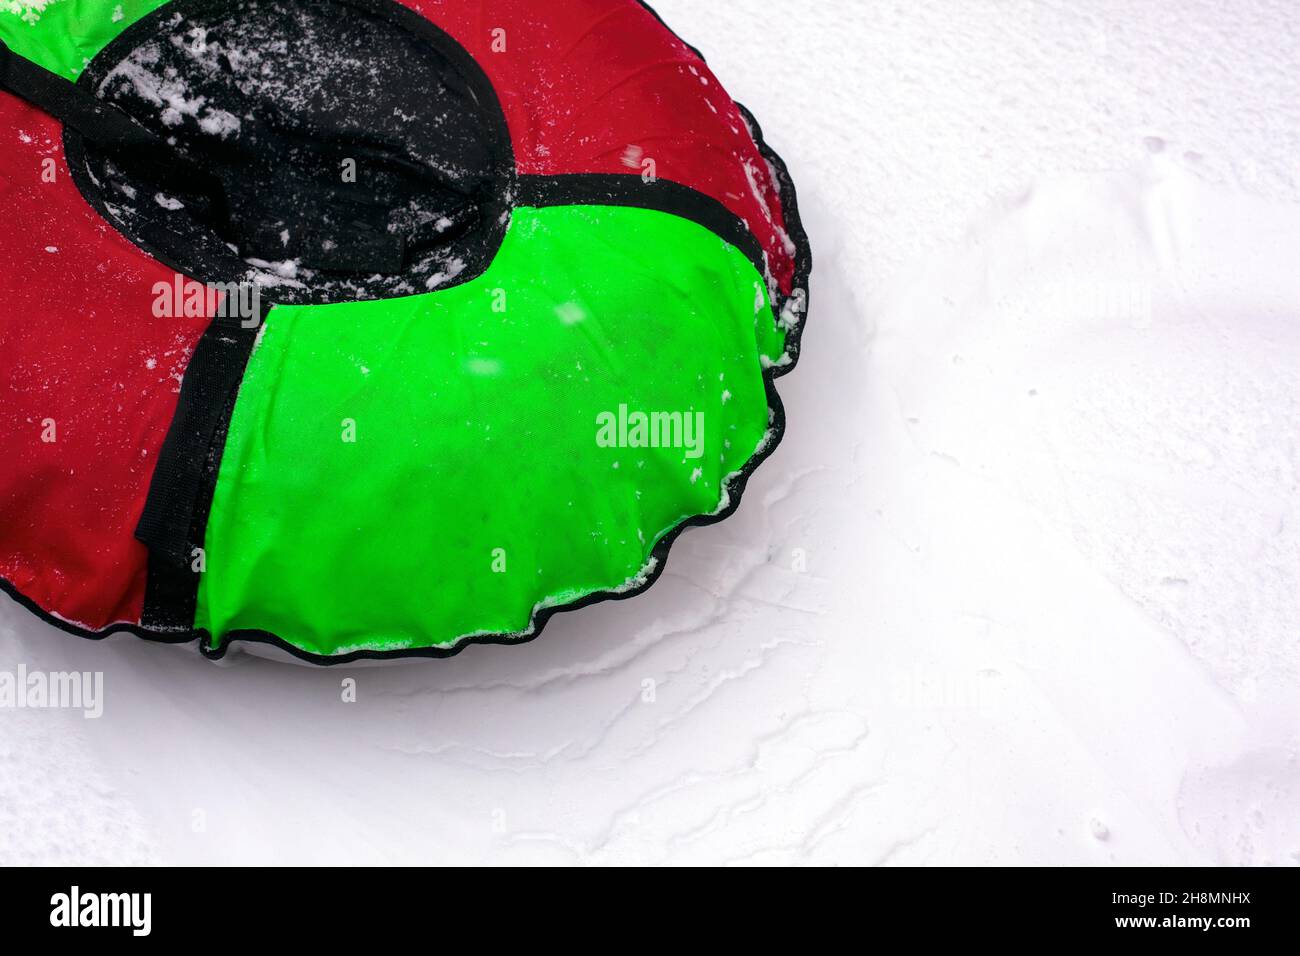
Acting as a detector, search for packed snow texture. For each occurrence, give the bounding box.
[2,0,1299,864]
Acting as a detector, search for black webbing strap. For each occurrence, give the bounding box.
[134,307,265,568]
[0,36,160,150]
[0,36,226,204]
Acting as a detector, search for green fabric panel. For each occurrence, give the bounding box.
[1,1,171,78]
[198,204,787,656]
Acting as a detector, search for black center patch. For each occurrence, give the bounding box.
[66,0,514,304]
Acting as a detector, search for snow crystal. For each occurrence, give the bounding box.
[2,1,60,25]
[102,43,239,138]
[423,257,467,290]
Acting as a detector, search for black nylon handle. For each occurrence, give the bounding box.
[0,36,231,220]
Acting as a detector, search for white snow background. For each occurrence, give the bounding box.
[2,0,1299,865]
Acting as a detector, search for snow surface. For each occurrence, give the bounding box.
[3,0,1299,865]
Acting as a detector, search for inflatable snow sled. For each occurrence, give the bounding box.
[0,0,810,662]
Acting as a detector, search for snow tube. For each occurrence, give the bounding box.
[0,0,810,662]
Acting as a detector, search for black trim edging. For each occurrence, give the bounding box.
[137,304,267,632]
[515,173,767,281]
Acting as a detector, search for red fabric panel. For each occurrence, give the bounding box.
[402,0,798,293]
[0,94,212,629]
